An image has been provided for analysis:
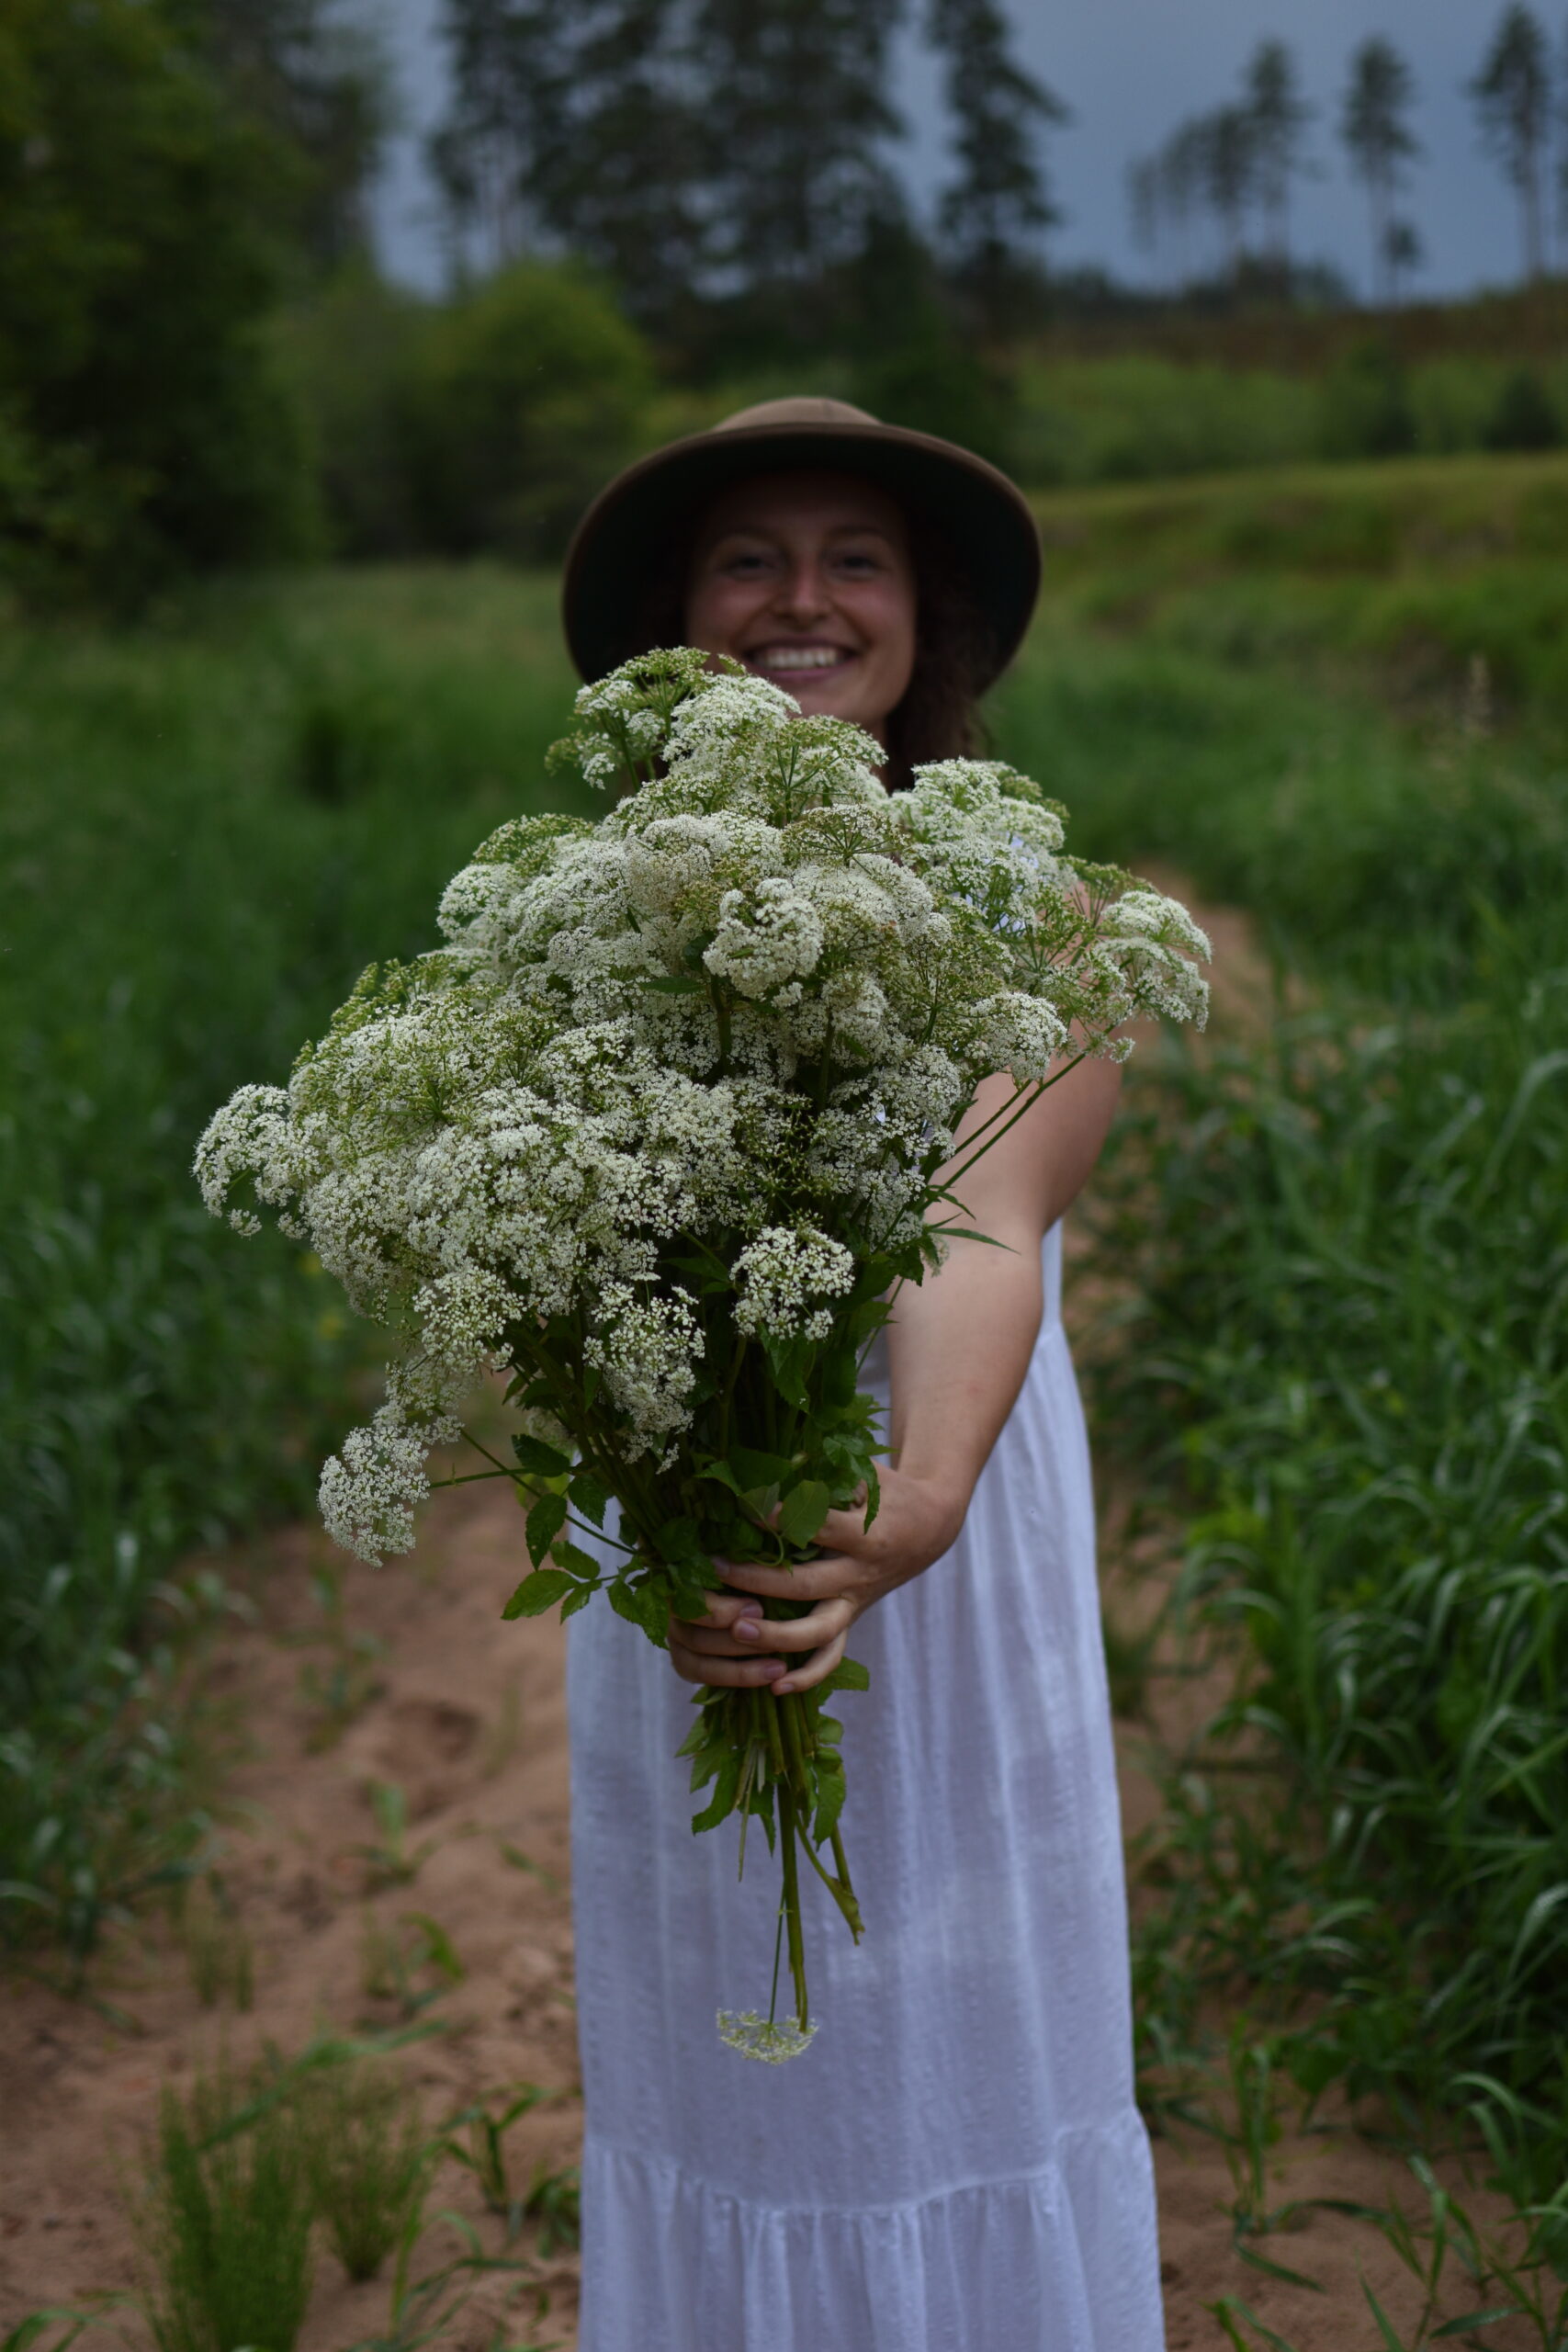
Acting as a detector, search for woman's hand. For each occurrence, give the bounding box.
[666,1464,969,1696]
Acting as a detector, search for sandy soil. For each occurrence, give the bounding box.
[0,895,1540,2351]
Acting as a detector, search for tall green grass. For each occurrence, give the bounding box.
[996,498,1568,2228]
[0,567,581,1955]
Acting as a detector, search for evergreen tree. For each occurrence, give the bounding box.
[1383,217,1424,305]
[692,0,907,293]
[926,0,1067,317]
[1469,4,1551,280]
[435,0,904,322]
[1198,105,1258,277]
[432,0,706,320]
[431,1,590,269]
[1340,38,1421,309]
[1245,39,1312,266]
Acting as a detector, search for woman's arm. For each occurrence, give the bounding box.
[667,1054,1122,1694]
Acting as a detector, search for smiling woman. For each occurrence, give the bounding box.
[555,398,1165,2352]
[682,470,919,731]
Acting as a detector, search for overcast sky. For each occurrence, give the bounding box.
[370,0,1546,303]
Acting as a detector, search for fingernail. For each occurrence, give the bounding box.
[759,1658,784,1678]
[735,1620,761,1641]
[738,1600,762,1617]
[772,1679,795,1695]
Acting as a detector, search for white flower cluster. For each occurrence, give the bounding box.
[197,653,1209,1561]
[732,1226,857,1341]
[716,2007,819,2064]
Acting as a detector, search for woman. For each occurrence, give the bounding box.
[559,399,1165,2351]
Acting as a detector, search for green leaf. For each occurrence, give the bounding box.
[776,1479,832,1547]
[525,1492,568,1560]
[609,1576,671,1645]
[691,1755,741,1832]
[1430,2311,1521,2337]
[729,1446,798,1493]
[762,1332,811,1408]
[821,1656,870,1693]
[657,1515,708,1567]
[812,1759,846,1842]
[560,1584,595,1620]
[568,1469,612,1526]
[1359,2270,1405,2352]
[1235,2238,1324,2291]
[641,972,706,994]
[403,1912,465,1982]
[502,1567,575,1620]
[1202,2301,1299,2352]
[513,1432,571,1478]
[549,1539,602,1581]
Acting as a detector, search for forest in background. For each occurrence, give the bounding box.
[9,0,1568,609]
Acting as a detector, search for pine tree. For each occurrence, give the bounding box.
[926,0,1067,318]
[1198,105,1257,277]
[429,0,565,267]
[1245,39,1312,266]
[434,0,908,323]
[692,0,907,294]
[1340,38,1421,308]
[1469,4,1551,280]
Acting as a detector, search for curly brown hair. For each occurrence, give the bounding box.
[629,498,995,791]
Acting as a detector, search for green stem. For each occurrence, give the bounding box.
[777,1784,809,2029]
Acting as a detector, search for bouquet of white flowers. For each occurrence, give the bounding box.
[197,650,1209,2058]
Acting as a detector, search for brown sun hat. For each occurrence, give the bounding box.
[560,395,1042,688]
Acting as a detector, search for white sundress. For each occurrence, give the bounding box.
[566,1224,1165,2351]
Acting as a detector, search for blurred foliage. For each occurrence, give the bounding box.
[400,261,656,561]
[0,569,581,1954]
[994,454,1568,2226]
[0,0,396,606]
[0,0,322,604]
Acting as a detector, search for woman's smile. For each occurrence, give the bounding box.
[743,639,859,680]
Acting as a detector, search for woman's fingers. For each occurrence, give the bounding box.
[688,1591,766,1632]
[718,1551,860,1603]
[730,1596,853,1653]
[668,1630,786,1688]
[771,1623,850,1696]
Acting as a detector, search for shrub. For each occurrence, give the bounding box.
[402,261,656,560]
[1483,366,1562,453]
[1316,340,1417,461]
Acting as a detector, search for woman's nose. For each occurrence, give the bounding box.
[773,561,829,625]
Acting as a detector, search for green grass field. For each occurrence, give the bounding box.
[4,456,1565,2248]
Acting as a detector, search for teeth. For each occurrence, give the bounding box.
[754,646,849,672]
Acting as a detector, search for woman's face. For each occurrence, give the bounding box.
[682,470,918,742]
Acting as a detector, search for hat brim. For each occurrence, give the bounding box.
[560,420,1042,690]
